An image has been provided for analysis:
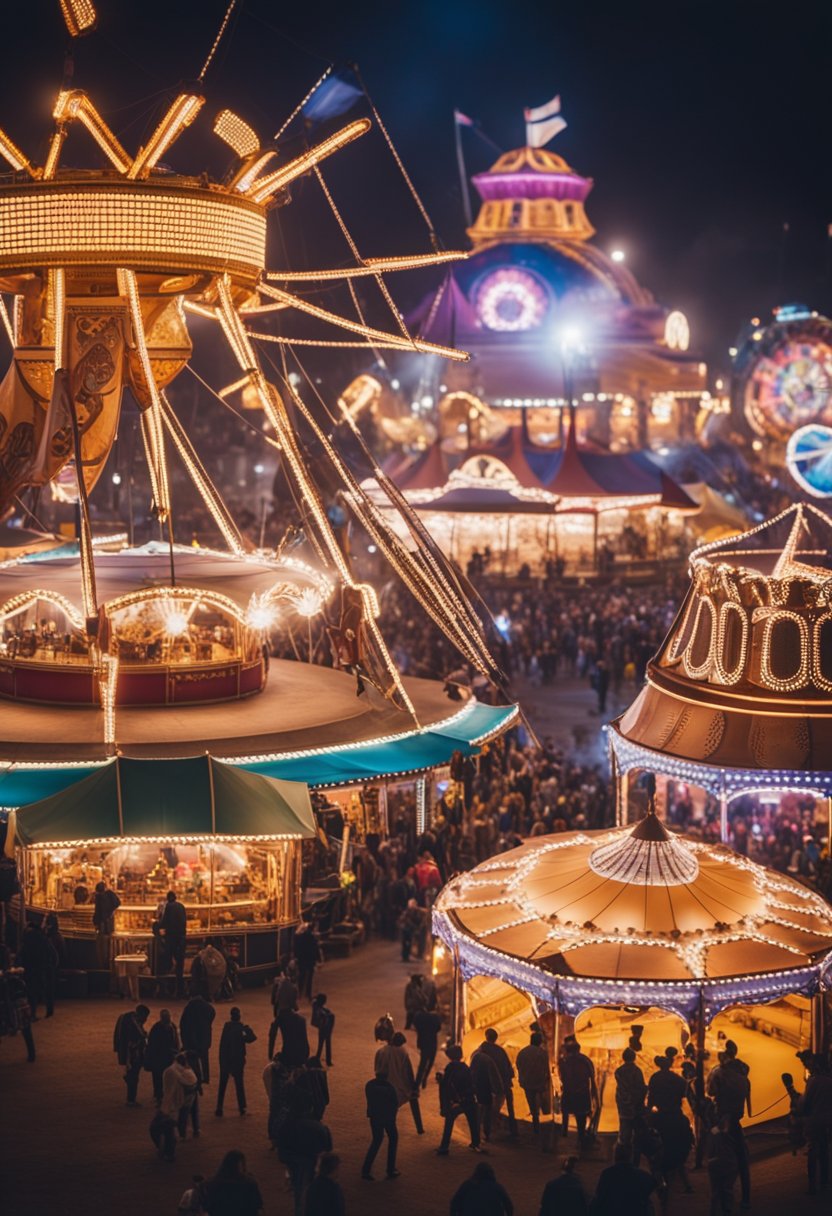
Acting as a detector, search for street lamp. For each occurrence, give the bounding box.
[558,325,583,445]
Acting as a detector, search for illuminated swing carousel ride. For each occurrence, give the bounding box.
[0,1,516,975]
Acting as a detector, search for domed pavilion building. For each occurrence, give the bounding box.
[609,503,832,843]
[433,803,832,1132]
[413,142,707,451]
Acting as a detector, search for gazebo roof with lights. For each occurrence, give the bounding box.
[610,503,832,796]
[433,813,832,1020]
[0,541,331,616]
[378,425,697,516]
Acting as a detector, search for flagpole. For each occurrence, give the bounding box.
[454,114,473,229]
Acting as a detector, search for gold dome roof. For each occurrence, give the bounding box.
[435,824,832,982]
[618,504,832,773]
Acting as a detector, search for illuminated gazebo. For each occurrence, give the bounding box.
[609,503,832,840]
[433,808,832,1130]
[370,423,697,573]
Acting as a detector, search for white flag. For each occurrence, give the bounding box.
[524,94,562,124]
[524,94,567,148]
[527,114,567,147]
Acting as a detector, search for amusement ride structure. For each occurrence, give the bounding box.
[0,1,516,981]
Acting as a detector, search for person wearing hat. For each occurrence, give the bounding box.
[216,1006,256,1117]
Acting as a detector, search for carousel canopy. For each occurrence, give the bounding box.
[613,503,832,787]
[433,818,832,1019]
[383,426,695,515]
[0,541,327,613]
[14,755,316,846]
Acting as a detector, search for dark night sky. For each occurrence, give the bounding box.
[4,0,831,372]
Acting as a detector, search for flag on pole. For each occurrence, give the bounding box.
[454,110,474,127]
[525,94,567,148]
[302,67,364,125]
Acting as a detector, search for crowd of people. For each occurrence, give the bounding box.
[667,787,832,903]
[98,968,832,1216]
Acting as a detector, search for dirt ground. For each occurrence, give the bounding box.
[1,936,825,1216]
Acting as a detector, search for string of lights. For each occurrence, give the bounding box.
[158,392,246,556]
[127,92,205,179]
[263,252,464,281]
[247,120,371,204]
[268,344,503,687]
[256,282,468,361]
[118,268,170,521]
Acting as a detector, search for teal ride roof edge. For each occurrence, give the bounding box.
[0,701,518,807]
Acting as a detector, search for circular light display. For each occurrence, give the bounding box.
[664,310,690,351]
[786,424,832,497]
[745,339,832,439]
[476,267,549,332]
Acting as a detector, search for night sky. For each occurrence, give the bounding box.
[4,0,831,372]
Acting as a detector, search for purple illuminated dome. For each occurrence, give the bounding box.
[472,146,593,205]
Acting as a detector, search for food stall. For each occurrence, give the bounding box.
[14,754,316,986]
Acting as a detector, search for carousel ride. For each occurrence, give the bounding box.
[433,799,832,1131]
[433,502,832,1128]
[0,1,517,980]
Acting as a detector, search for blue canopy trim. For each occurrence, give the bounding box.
[0,701,517,808]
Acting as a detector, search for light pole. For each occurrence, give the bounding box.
[558,326,582,445]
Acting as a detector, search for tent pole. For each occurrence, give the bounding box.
[719,773,728,844]
[207,754,217,932]
[114,756,124,838]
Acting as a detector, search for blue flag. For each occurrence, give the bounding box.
[302,68,363,125]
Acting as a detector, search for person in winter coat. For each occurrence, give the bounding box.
[161,1052,198,1140]
[215,1006,256,1116]
[159,890,188,997]
[144,1008,180,1104]
[470,1045,504,1142]
[114,1003,149,1104]
[708,1046,751,1209]
[362,1068,400,1181]
[558,1039,597,1146]
[436,1044,480,1154]
[180,994,216,1084]
[480,1028,517,1138]
[374,1031,423,1133]
[450,1162,513,1216]
[615,1048,647,1151]
[516,1032,551,1135]
[413,1006,443,1090]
